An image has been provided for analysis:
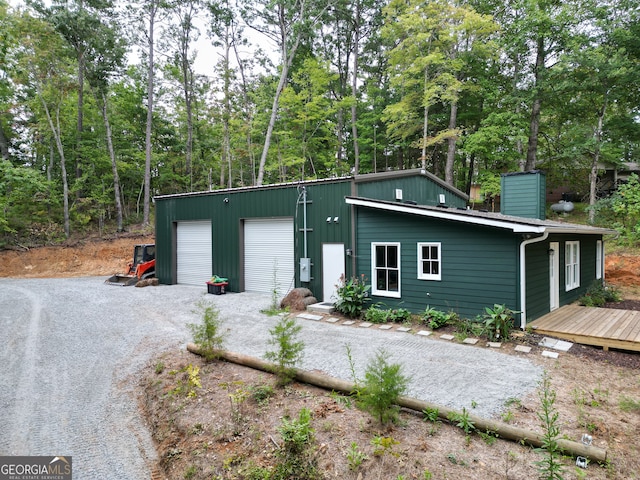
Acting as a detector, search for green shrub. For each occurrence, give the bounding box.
[188,301,226,361]
[579,282,622,307]
[264,317,305,386]
[334,275,371,318]
[364,304,412,324]
[422,306,453,329]
[388,308,411,323]
[272,408,320,479]
[481,304,518,341]
[359,349,410,425]
[364,305,389,323]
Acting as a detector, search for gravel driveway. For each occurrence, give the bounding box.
[0,277,542,479]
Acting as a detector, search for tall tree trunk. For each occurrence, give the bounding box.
[99,92,123,232]
[232,36,255,186]
[421,67,430,171]
[525,37,545,172]
[589,100,607,224]
[40,94,70,238]
[350,2,361,175]
[0,124,9,160]
[143,0,158,226]
[445,101,458,186]
[222,27,232,188]
[256,4,302,186]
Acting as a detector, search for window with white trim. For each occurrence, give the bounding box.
[596,240,603,280]
[565,241,580,290]
[372,243,400,297]
[417,242,441,280]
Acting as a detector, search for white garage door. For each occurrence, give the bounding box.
[244,218,294,295]
[177,220,212,286]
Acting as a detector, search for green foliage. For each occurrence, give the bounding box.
[334,275,371,318]
[370,435,400,457]
[264,317,305,386]
[578,282,622,307]
[272,408,320,480]
[481,304,517,341]
[422,306,454,329]
[188,301,226,361]
[250,383,275,406]
[346,442,368,471]
[447,408,475,434]
[359,349,410,425]
[611,174,640,244]
[364,304,411,324]
[422,406,440,423]
[168,364,202,398]
[534,372,565,480]
[619,396,640,412]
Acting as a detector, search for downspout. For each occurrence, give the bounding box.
[519,230,549,329]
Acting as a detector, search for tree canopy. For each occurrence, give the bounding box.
[0,0,638,244]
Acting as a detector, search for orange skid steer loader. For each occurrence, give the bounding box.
[105,244,156,286]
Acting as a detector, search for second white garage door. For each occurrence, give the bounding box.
[244,218,294,295]
[177,220,212,286]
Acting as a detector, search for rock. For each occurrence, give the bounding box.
[135,278,159,287]
[280,287,317,311]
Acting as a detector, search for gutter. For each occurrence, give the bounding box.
[519,231,550,329]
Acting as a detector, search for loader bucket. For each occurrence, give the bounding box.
[105,274,138,286]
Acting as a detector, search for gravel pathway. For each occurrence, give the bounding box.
[0,277,543,479]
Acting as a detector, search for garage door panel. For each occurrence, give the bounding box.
[177,221,212,286]
[244,218,294,295]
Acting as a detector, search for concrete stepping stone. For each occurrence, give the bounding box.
[342,320,355,325]
[541,350,560,359]
[324,317,339,323]
[359,322,372,328]
[463,338,479,345]
[378,325,393,330]
[417,330,432,337]
[440,334,455,341]
[487,342,502,348]
[514,345,532,353]
[539,337,573,351]
[296,313,323,321]
[397,327,411,332]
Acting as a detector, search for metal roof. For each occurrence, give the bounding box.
[346,196,618,236]
[153,168,469,201]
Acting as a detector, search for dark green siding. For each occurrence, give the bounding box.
[501,171,546,220]
[354,208,520,318]
[524,234,603,322]
[524,241,551,321]
[559,234,600,306]
[155,180,353,298]
[357,174,467,208]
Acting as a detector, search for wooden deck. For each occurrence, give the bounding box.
[529,305,640,353]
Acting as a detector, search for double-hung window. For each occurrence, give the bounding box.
[417,242,441,281]
[565,241,580,291]
[372,243,400,297]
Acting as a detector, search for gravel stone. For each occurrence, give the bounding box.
[0,277,543,478]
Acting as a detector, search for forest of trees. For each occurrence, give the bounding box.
[0,0,638,243]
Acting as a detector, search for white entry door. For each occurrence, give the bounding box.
[322,243,345,303]
[549,242,560,311]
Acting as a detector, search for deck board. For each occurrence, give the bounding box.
[529,305,640,353]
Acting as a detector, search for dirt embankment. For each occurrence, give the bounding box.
[0,235,155,278]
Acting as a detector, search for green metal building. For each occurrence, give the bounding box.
[155,169,615,325]
[154,169,466,303]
